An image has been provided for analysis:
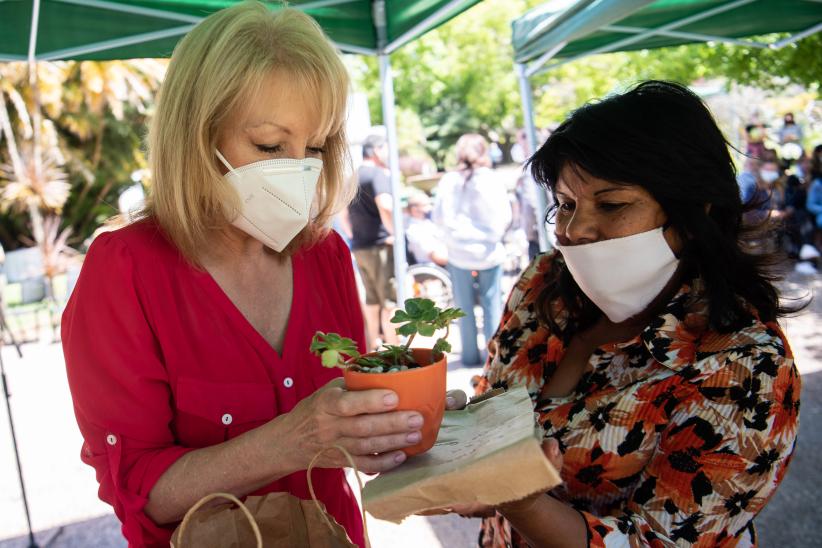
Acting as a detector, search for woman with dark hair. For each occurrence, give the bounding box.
[448,81,800,547]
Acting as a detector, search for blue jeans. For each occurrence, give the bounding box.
[447,264,503,366]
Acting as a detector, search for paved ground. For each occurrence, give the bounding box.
[0,268,819,547]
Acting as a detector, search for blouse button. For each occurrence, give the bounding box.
[283,377,294,388]
[106,434,117,446]
[221,413,233,425]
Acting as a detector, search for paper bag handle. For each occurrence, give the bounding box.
[307,444,370,548]
[175,492,262,548]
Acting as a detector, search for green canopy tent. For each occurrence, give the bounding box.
[511,0,822,251]
[0,0,483,304]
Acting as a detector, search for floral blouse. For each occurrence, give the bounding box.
[476,251,800,547]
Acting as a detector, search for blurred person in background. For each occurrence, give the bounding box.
[781,148,820,272]
[405,190,447,267]
[347,133,399,348]
[488,130,504,168]
[434,134,512,366]
[737,157,761,205]
[744,121,768,160]
[778,112,803,145]
[807,144,822,250]
[514,170,544,260]
[510,128,529,164]
[742,155,786,254]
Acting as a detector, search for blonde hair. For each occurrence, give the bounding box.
[454,133,491,178]
[144,1,352,263]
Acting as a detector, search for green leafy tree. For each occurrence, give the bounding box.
[0,59,164,252]
[350,1,819,166]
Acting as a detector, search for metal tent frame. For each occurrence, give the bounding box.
[513,0,822,251]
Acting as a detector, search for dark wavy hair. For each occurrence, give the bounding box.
[529,80,792,335]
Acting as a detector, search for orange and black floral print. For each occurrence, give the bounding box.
[476,251,800,548]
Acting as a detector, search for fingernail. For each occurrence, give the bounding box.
[551,440,560,457]
[408,415,423,428]
[383,393,398,407]
[446,396,456,408]
[394,452,407,464]
[407,432,421,443]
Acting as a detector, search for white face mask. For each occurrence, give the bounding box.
[759,169,779,184]
[216,150,322,251]
[556,227,680,323]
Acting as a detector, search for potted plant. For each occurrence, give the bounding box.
[310,298,464,456]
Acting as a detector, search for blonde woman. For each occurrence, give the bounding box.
[62,4,443,546]
[433,134,512,365]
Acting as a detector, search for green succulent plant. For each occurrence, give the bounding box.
[310,298,465,373]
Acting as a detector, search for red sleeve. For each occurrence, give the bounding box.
[330,230,367,354]
[62,232,194,546]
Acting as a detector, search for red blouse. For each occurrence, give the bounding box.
[62,221,366,548]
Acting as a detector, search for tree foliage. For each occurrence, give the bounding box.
[0,60,164,252]
[349,0,820,168]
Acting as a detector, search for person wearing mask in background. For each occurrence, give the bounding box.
[807,144,822,250]
[737,157,760,205]
[434,134,512,366]
[62,5,458,546]
[781,150,820,273]
[405,190,448,267]
[744,122,767,160]
[742,156,786,254]
[442,80,800,548]
[778,112,803,145]
[347,133,399,348]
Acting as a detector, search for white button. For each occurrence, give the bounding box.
[106,434,117,446]
[221,413,233,425]
[283,377,294,388]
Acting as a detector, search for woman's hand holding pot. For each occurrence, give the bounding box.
[269,379,424,474]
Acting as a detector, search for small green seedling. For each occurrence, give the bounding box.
[310,298,465,373]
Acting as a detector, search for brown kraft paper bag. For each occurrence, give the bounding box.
[171,447,368,548]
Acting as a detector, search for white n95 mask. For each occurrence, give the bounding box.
[216,150,322,251]
[556,227,680,323]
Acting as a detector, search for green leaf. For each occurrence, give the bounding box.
[391,310,411,323]
[397,323,417,336]
[310,331,360,366]
[432,338,451,355]
[321,350,340,368]
[356,356,388,368]
[404,298,421,316]
[417,323,436,337]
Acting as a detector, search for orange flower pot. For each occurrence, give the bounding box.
[343,348,446,457]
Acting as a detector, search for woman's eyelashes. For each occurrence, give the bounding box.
[598,202,629,212]
[255,143,325,156]
[556,201,630,214]
[255,143,282,154]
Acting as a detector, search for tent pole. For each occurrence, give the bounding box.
[516,63,551,252]
[27,0,41,62]
[771,22,822,49]
[379,53,408,307]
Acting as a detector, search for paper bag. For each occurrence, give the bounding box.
[170,491,357,548]
[363,385,562,522]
